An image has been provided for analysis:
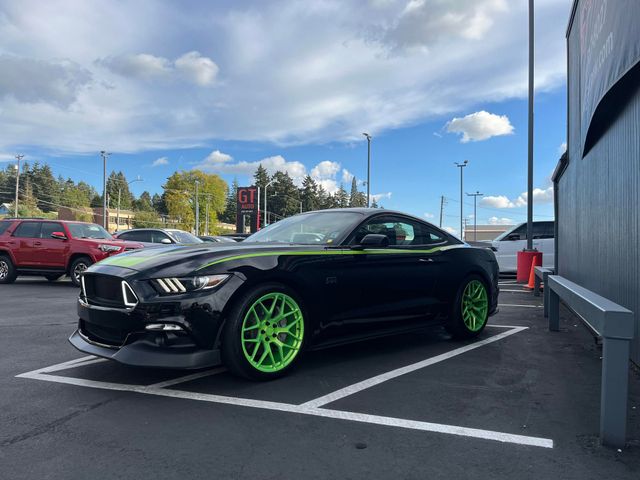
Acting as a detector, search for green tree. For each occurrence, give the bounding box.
[134,191,154,211]
[152,193,167,215]
[253,164,270,190]
[106,171,135,210]
[334,184,349,208]
[163,170,227,233]
[300,175,319,212]
[220,178,238,224]
[270,171,300,218]
[133,210,160,228]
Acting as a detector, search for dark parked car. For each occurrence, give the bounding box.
[114,228,203,245]
[70,209,499,380]
[0,219,143,286]
[199,235,237,243]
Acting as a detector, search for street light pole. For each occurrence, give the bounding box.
[527,0,534,250]
[116,176,142,232]
[466,191,483,242]
[100,151,110,229]
[454,161,468,239]
[194,180,200,236]
[264,180,274,226]
[363,133,371,207]
[14,154,23,217]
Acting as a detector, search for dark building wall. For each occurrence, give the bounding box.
[560,1,640,364]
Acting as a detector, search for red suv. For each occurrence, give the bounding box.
[0,219,144,287]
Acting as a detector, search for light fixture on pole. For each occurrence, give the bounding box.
[466,191,483,242]
[363,132,372,207]
[100,151,111,229]
[14,154,23,218]
[264,180,274,226]
[454,160,468,239]
[116,176,143,232]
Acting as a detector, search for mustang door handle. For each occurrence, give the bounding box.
[419,257,435,263]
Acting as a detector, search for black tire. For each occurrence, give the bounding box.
[69,256,92,287]
[445,274,490,339]
[0,255,17,284]
[45,274,63,282]
[222,283,306,381]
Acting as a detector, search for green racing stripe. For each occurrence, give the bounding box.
[196,245,462,270]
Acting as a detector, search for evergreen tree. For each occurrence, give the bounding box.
[106,171,134,210]
[300,175,319,212]
[371,198,379,208]
[334,184,349,208]
[152,193,168,215]
[134,191,154,211]
[317,185,330,209]
[270,171,300,218]
[253,164,270,190]
[220,178,238,224]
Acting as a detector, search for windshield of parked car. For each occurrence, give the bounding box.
[168,230,203,243]
[67,223,113,240]
[245,211,363,245]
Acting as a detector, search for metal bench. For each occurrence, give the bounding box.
[534,266,553,318]
[547,275,635,448]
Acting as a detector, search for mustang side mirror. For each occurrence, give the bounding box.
[353,233,389,250]
[51,231,67,240]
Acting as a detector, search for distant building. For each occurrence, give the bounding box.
[58,207,136,233]
[0,203,12,216]
[463,224,512,242]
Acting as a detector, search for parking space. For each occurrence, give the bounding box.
[2,280,640,479]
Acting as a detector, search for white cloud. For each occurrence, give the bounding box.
[0,1,569,153]
[174,51,219,86]
[310,160,341,180]
[424,212,435,219]
[443,226,459,237]
[101,51,218,86]
[197,153,307,184]
[203,150,233,165]
[558,141,567,155]
[152,156,169,167]
[342,168,354,184]
[0,55,91,107]
[445,111,514,143]
[481,186,554,208]
[371,192,392,202]
[488,216,514,225]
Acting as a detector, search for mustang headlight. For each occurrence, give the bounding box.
[152,275,230,294]
[99,244,122,253]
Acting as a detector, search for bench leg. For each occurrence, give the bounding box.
[543,273,550,318]
[548,289,560,331]
[534,276,541,296]
[600,337,630,448]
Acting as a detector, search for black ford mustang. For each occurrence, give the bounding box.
[70,208,499,380]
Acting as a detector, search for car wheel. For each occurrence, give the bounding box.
[0,255,17,284]
[45,274,63,282]
[222,283,306,380]
[446,275,489,339]
[70,257,92,287]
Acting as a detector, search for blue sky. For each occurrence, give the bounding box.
[0,0,572,236]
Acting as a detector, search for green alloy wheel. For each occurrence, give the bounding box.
[446,275,489,339]
[461,280,488,332]
[241,292,304,372]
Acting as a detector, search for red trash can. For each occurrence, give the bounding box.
[516,250,543,283]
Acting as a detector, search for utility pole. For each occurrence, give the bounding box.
[527,0,534,250]
[439,195,447,228]
[363,133,372,207]
[100,151,110,229]
[466,191,484,241]
[194,180,200,236]
[257,186,261,230]
[14,154,23,217]
[454,160,468,239]
[264,180,274,227]
[205,195,210,236]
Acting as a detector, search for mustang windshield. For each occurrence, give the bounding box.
[245,211,363,245]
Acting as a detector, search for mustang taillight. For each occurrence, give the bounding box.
[151,275,229,295]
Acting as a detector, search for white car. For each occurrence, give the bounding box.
[489,221,555,273]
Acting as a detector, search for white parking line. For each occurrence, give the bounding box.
[147,368,227,388]
[16,369,552,449]
[499,304,542,308]
[15,325,553,449]
[301,326,528,408]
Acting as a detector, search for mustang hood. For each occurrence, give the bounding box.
[89,243,327,277]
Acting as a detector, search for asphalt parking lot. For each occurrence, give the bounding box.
[1,278,639,479]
